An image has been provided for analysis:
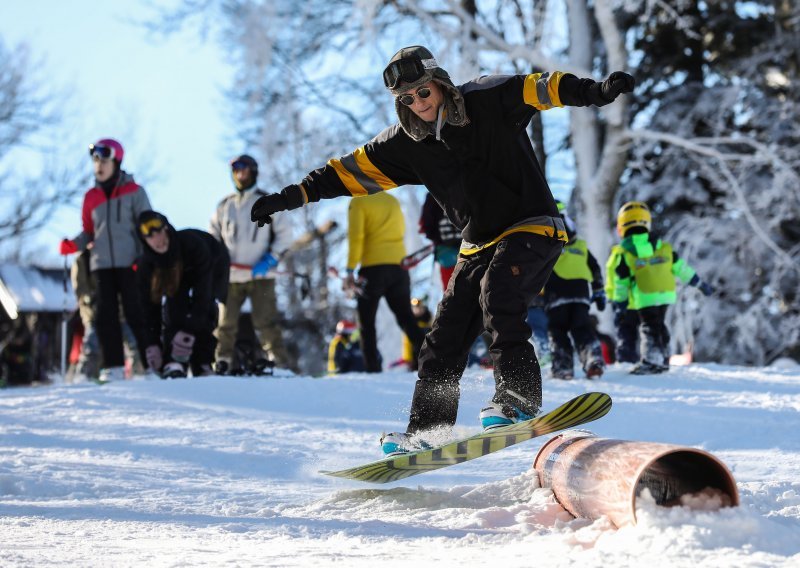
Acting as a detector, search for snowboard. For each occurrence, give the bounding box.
[321,391,611,484]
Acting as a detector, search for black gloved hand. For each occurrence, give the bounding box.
[591,290,607,312]
[600,71,635,102]
[251,192,290,227]
[698,281,715,297]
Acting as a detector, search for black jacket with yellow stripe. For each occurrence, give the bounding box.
[284,72,607,246]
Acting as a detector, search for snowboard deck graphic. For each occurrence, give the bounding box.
[321,391,611,484]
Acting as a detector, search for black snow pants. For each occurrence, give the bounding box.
[356,264,426,372]
[407,232,564,434]
[638,305,670,366]
[94,267,148,368]
[614,308,640,363]
[546,302,602,375]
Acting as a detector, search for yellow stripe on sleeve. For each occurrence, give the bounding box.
[353,148,397,191]
[328,158,368,197]
[523,71,566,111]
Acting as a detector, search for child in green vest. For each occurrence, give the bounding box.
[543,202,606,380]
[607,201,714,374]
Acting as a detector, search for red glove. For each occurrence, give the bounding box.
[59,239,78,255]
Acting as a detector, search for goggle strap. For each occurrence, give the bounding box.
[421,58,438,69]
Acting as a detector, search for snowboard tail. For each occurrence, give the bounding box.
[321,391,611,484]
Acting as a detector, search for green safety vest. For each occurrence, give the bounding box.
[552,238,592,281]
[620,235,696,309]
[624,241,676,295]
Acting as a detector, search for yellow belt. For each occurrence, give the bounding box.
[459,224,568,256]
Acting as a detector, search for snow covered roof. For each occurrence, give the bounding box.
[0,264,77,319]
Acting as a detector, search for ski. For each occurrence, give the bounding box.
[400,243,434,270]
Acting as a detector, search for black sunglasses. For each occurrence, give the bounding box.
[398,87,432,106]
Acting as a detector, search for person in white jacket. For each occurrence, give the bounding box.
[209,154,293,374]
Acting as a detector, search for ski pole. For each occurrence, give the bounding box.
[61,255,68,380]
[326,266,366,298]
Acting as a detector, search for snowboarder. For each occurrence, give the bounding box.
[606,201,715,374]
[136,211,230,378]
[59,138,152,382]
[249,45,634,453]
[209,154,293,375]
[543,201,607,380]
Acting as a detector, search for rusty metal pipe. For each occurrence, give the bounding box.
[533,431,739,528]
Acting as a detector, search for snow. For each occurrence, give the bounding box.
[1,363,799,567]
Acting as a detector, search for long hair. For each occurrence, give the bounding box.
[150,259,183,303]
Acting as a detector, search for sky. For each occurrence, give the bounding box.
[0,0,579,269]
[1,361,799,565]
[0,0,235,263]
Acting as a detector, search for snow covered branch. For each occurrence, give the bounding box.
[626,127,800,269]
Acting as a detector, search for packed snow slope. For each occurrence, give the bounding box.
[1,362,799,567]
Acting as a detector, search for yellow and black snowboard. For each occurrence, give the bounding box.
[321,391,611,484]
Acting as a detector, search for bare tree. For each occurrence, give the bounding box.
[0,38,89,260]
[150,0,800,363]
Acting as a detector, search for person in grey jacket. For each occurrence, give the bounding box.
[60,138,152,382]
[209,154,293,374]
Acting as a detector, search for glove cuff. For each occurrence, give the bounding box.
[284,184,307,210]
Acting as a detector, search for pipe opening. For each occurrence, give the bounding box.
[635,450,739,512]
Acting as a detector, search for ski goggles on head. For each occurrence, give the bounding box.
[89,144,116,161]
[382,55,438,89]
[397,87,432,106]
[139,217,166,237]
[231,160,251,171]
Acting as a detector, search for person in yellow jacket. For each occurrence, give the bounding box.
[341,191,426,372]
[542,202,606,379]
[607,201,714,375]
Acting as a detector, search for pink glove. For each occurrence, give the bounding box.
[171,331,195,363]
[60,239,78,255]
[145,345,163,371]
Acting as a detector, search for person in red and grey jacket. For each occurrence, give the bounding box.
[59,138,152,382]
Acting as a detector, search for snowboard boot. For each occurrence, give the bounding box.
[585,360,605,379]
[551,368,575,380]
[97,366,125,383]
[193,364,215,377]
[252,358,276,376]
[162,361,187,379]
[379,432,433,457]
[479,402,537,431]
[213,359,231,376]
[631,361,669,375]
